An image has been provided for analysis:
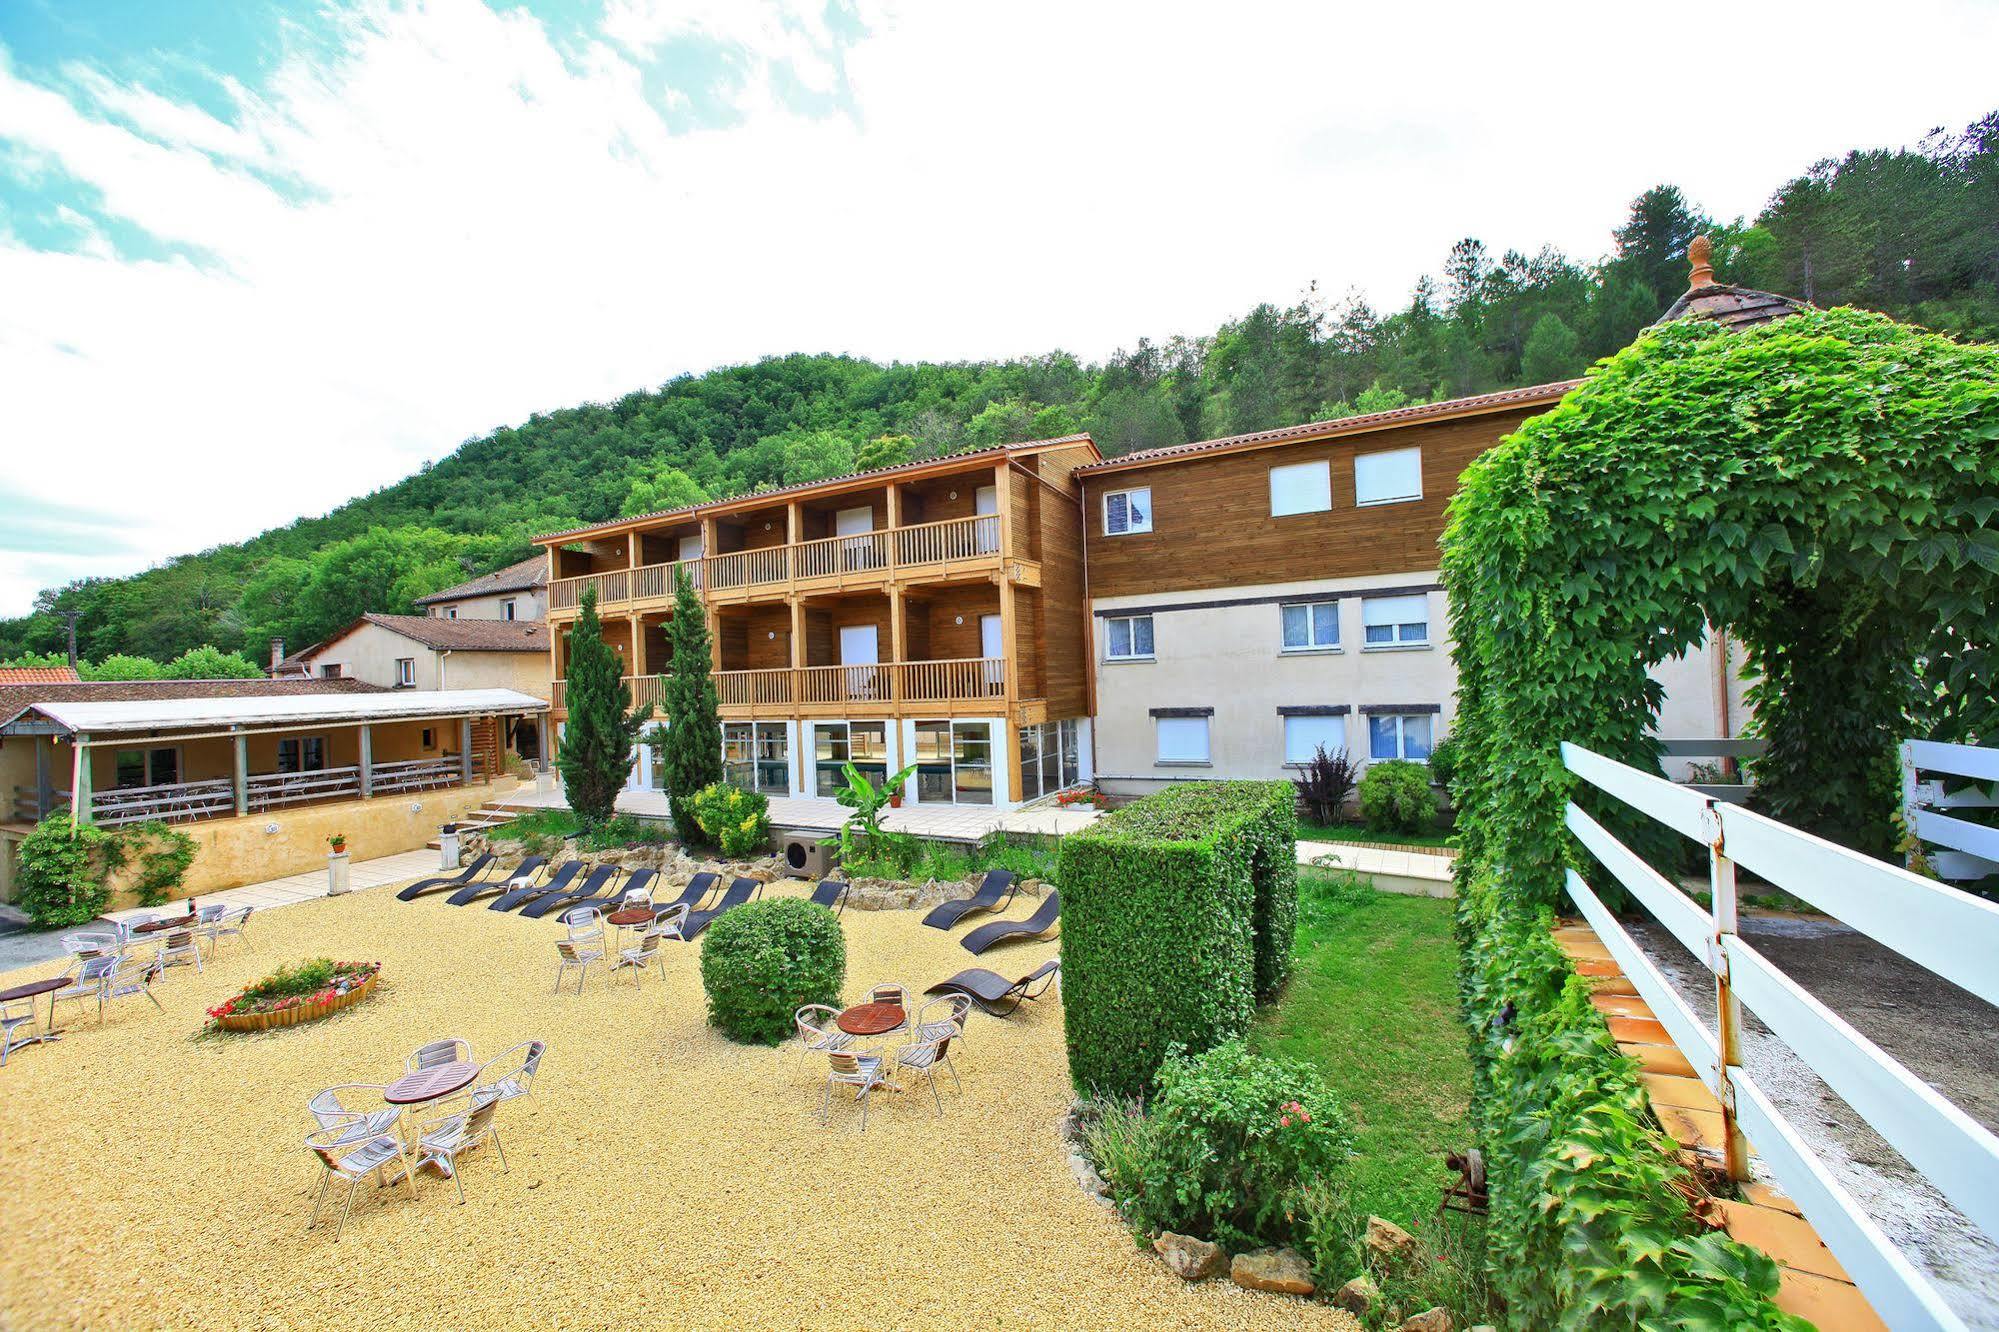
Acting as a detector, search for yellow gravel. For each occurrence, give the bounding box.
[0,881,1357,1330]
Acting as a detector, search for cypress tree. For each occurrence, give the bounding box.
[555,587,650,827]
[662,566,723,843]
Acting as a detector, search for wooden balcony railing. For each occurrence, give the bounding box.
[57,755,487,828]
[715,668,794,708]
[556,658,1009,713]
[897,656,1007,703]
[548,513,1008,613]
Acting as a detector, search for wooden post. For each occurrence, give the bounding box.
[536,713,551,771]
[35,739,53,822]
[889,585,906,704]
[1708,805,1752,1181]
[358,724,374,798]
[233,732,249,816]
[459,718,474,786]
[71,735,91,827]
[627,529,642,570]
[630,613,647,678]
[885,483,901,574]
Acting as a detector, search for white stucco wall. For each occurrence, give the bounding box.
[427,589,547,621]
[304,624,549,699]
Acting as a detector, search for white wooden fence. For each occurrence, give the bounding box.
[1901,738,1999,884]
[1562,741,1999,1332]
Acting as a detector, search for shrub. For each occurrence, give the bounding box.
[1085,1041,1350,1252]
[1058,781,1295,1097]
[699,898,846,1045]
[1358,759,1437,834]
[1424,734,1460,796]
[14,815,114,928]
[687,783,772,859]
[1293,744,1359,824]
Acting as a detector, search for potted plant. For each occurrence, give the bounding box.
[328,832,347,855]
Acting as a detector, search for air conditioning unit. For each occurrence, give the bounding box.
[780,832,837,879]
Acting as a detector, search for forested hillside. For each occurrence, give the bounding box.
[5,111,1994,667]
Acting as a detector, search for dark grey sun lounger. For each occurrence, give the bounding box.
[519,864,626,919]
[680,877,762,939]
[807,879,849,914]
[960,891,1059,956]
[920,870,1017,930]
[448,856,550,906]
[483,860,582,911]
[396,854,497,902]
[924,960,1060,1015]
[660,871,719,914]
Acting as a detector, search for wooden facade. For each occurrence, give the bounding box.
[1079,403,1552,600]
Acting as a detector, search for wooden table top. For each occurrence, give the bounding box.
[133,916,197,934]
[836,1002,906,1037]
[383,1060,480,1105]
[0,976,72,1002]
[606,907,654,927]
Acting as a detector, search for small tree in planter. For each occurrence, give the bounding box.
[661,567,723,844]
[1293,745,1359,825]
[557,587,653,827]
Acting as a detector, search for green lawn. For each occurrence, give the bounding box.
[1252,868,1472,1224]
[1297,820,1458,850]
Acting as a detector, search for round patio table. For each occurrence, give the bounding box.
[606,906,654,953]
[835,1002,906,1038]
[132,915,197,934]
[383,1060,481,1105]
[0,976,72,1047]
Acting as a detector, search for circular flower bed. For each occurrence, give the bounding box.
[208,959,381,1032]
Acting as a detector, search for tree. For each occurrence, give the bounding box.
[163,645,263,679]
[621,464,709,517]
[660,567,723,843]
[555,588,651,826]
[1521,312,1582,384]
[88,654,167,681]
[1609,184,1711,305]
[855,433,916,472]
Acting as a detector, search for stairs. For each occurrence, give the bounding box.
[425,800,526,850]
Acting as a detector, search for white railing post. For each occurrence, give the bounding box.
[1899,739,1923,872]
[1706,800,1752,1181]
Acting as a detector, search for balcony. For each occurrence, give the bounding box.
[17,757,486,828]
[553,658,1009,719]
[548,513,1019,616]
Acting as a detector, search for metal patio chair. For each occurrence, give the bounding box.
[414,1097,508,1204]
[308,1083,403,1147]
[305,1125,419,1239]
[99,953,164,1021]
[151,928,203,976]
[406,1037,471,1072]
[553,939,601,994]
[821,1046,891,1130]
[470,1040,545,1112]
[892,1022,962,1115]
[611,929,667,987]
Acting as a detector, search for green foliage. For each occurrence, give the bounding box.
[1424,735,1461,796]
[1058,781,1296,1096]
[1358,759,1438,834]
[1083,1041,1350,1253]
[162,645,263,679]
[686,782,772,859]
[619,463,709,518]
[556,588,653,826]
[661,567,723,843]
[833,760,918,862]
[1521,311,1583,384]
[117,821,198,907]
[698,898,846,1045]
[241,957,341,1001]
[840,830,1058,885]
[90,653,168,681]
[14,815,114,928]
[855,433,917,471]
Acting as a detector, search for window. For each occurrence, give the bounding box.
[395,657,416,687]
[1156,716,1210,764]
[1016,719,1083,802]
[1269,461,1332,516]
[1102,487,1152,536]
[1354,447,1422,506]
[421,728,436,750]
[721,722,789,796]
[444,607,457,619]
[1280,601,1339,651]
[319,663,342,679]
[1284,715,1343,765]
[813,722,885,798]
[114,747,178,789]
[1369,714,1434,761]
[500,598,517,621]
[276,736,327,774]
[1104,614,1154,661]
[1362,594,1429,646]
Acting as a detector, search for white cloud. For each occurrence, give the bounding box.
[0,0,1995,616]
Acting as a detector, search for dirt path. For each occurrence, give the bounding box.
[1630,915,1999,1329]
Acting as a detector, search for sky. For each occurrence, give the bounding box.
[1,1,1995,620]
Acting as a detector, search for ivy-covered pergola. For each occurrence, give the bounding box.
[1437,245,1999,1325]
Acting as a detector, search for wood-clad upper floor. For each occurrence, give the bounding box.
[1077,388,1571,600]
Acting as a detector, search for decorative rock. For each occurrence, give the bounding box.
[1228,1247,1314,1297]
[1332,1274,1379,1316]
[1153,1233,1227,1282]
[1398,1308,1451,1332]
[1067,1151,1110,1200]
[1365,1215,1419,1266]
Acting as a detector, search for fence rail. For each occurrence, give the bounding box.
[1561,740,1999,1331]
[1902,738,1999,883]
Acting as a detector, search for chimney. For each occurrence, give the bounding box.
[270,637,286,673]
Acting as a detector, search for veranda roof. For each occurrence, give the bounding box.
[0,688,548,738]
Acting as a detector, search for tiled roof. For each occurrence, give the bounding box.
[0,666,83,684]
[354,614,549,653]
[413,555,548,605]
[0,677,383,711]
[1077,383,1578,476]
[536,434,1100,544]
[1655,283,1809,330]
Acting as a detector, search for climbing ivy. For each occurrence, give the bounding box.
[1440,306,1999,1325]
[14,815,198,926]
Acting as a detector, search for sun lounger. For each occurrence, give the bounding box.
[919,870,1017,930]
[495,861,606,913]
[923,960,1061,1015]
[396,854,497,902]
[448,857,551,906]
[959,891,1059,956]
[518,865,628,919]
[680,877,762,939]
[480,860,581,910]
[660,872,719,914]
[807,879,849,914]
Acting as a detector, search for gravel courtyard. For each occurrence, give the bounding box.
[0,878,1357,1330]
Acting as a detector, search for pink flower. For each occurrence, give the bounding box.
[1280,1115,1293,1127]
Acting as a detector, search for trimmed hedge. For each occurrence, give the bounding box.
[1058,781,1296,1097]
[698,898,846,1045]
